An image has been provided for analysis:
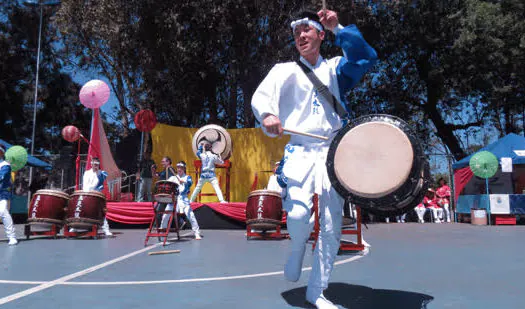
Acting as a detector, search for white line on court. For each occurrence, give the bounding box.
[0,253,365,286]
[0,243,163,305]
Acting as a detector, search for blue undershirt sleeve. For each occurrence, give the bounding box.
[335,25,378,110]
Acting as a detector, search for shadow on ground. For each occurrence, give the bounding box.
[282,282,434,309]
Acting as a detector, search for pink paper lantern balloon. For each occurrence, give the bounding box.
[79,80,110,109]
[62,125,81,142]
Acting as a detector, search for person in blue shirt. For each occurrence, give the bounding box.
[0,146,18,245]
[160,161,201,240]
[189,142,227,203]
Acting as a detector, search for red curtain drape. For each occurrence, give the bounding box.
[106,202,286,225]
[454,167,474,202]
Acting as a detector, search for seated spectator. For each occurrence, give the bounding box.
[414,188,440,223]
[436,178,452,223]
[424,188,443,223]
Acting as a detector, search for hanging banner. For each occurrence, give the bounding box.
[501,157,513,173]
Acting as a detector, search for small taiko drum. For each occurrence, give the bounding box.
[65,190,106,228]
[153,180,179,203]
[246,190,283,230]
[27,189,70,226]
[326,114,430,216]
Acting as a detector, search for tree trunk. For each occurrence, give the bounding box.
[424,95,467,161]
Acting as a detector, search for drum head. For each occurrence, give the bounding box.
[192,124,233,160]
[35,189,70,200]
[327,114,430,216]
[248,189,282,199]
[333,121,413,198]
[73,190,107,200]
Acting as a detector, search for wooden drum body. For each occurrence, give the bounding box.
[153,180,179,203]
[66,190,106,228]
[327,114,430,216]
[246,190,283,230]
[28,190,70,226]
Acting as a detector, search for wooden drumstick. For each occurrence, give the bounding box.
[322,0,327,16]
[148,249,181,256]
[283,128,329,141]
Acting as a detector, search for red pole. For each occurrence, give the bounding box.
[75,139,80,190]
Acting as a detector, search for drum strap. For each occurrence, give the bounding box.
[296,60,348,120]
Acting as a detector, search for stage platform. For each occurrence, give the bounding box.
[1,223,525,308]
[106,201,285,229]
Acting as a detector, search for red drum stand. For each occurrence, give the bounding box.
[246,223,287,239]
[311,194,365,252]
[193,160,231,202]
[144,194,180,246]
[24,224,62,239]
[63,224,99,239]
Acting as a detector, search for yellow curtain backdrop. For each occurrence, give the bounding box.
[151,124,290,202]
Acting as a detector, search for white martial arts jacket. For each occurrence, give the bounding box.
[82,169,108,192]
[251,24,377,187]
[197,146,224,179]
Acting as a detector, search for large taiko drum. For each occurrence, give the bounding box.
[246,190,283,230]
[65,191,106,228]
[192,124,233,160]
[153,180,179,203]
[27,189,70,226]
[327,114,430,216]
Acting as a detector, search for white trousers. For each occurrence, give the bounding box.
[427,208,444,222]
[102,217,111,233]
[283,146,343,294]
[189,176,224,202]
[415,206,426,222]
[0,199,16,239]
[442,203,451,222]
[161,196,200,234]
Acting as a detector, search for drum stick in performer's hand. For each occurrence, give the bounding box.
[283,128,329,141]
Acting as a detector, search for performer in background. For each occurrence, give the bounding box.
[152,156,176,228]
[189,142,227,203]
[0,146,18,245]
[135,152,155,202]
[161,161,202,240]
[154,156,176,180]
[78,157,113,236]
[436,178,452,222]
[251,9,377,308]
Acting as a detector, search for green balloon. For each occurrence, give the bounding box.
[5,145,28,172]
[469,151,499,179]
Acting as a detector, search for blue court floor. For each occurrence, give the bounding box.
[1,223,524,308]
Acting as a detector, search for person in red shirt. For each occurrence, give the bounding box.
[436,178,452,222]
[415,188,438,223]
[423,188,443,223]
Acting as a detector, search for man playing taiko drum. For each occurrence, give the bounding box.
[251,9,377,308]
[75,157,113,236]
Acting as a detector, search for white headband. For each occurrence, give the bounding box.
[176,163,186,167]
[290,18,323,32]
